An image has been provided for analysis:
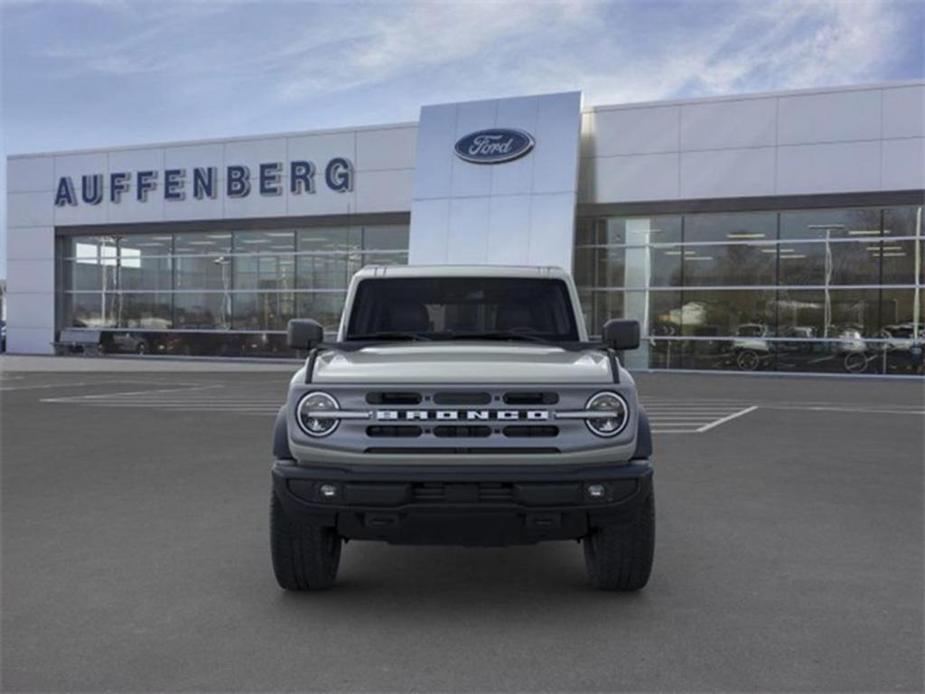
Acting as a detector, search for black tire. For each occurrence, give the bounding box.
[843,352,868,374]
[270,492,341,590]
[583,492,655,591]
[736,349,760,371]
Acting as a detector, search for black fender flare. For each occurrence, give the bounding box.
[273,405,294,460]
[631,406,652,460]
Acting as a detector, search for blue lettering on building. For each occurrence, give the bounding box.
[137,171,158,202]
[110,172,130,203]
[259,163,282,196]
[325,157,353,193]
[227,165,251,198]
[54,177,77,207]
[81,174,103,205]
[193,167,217,199]
[164,169,186,201]
[290,161,315,194]
[54,157,354,206]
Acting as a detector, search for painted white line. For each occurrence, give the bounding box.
[696,405,759,433]
[649,410,738,422]
[41,384,224,402]
[651,429,702,434]
[761,405,925,416]
[2,382,101,391]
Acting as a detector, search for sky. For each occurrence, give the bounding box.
[1,0,924,277]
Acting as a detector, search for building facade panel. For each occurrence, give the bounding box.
[882,85,925,139]
[881,138,925,191]
[8,191,55,228]
[679,97,777,150]
[777,88,882,145]
[355,126,417,171]
[680,147,776,199]
[776,140,882,194]
[6,156,53,193]
[5,226,54,261]
[5,82,923,375]
[6,258,54,295]
[589,152,681,202]
[587,105,680,157]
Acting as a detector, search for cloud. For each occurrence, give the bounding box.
[1,0,921,155]
[273,1,598,102]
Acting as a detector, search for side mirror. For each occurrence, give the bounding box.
[603,319,640,351]
[287,319,325,350]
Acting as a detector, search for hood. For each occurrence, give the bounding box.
[312,342,613,384]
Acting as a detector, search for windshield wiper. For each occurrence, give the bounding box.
[346,331,432,342]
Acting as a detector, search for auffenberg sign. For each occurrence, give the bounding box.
[53,157,354,207]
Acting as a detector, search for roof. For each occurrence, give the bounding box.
[353,265,570,279]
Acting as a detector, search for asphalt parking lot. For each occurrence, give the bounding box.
[1,358,923,692]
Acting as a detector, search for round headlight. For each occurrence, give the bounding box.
[585,391,629,437]
[296,391,339,437]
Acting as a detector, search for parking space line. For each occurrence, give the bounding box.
[695,405,759,433]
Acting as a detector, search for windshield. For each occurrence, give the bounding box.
[345,277,579,342]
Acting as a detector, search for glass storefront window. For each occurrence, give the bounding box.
[683,212,776,243]
[574,205,923,375]
[57,223,409,340]
[777,289,881,339]
[298,227,362,253]
[679,290,776,337]
[681,244,776,286]
[575,216,682,246]
[120,293,173,329]
[173,293,231,330]
[776,240,882,285]
[232,292,295,331]
[234,254,295,290]
[63,293,118,329]
[175,255,233,291]
[362,225,408,251]
[780,208,882,240]
[296,292,348,334]
[174,231,232,255]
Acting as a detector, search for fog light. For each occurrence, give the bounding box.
[319,483,338,499]
[587,483,607,499]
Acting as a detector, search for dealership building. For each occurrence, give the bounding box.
[5,81,924,374]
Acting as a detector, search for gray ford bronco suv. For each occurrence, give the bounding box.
[271,265,654,591]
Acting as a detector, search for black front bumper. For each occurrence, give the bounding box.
[272,460,653,546]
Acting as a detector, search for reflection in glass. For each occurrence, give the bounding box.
[64,293,117,329]
[778,289,880,338]
[780,208,882,240]
[683,212,776,243]
[233,292,295,330]
[678,290,776,337]
[296,292,348,334]
[174,232,232,255]
[681,244,775,286]
[174,292,231,330]
[120,293,172,329]
[175,255,232,291]
[234,255,295,290]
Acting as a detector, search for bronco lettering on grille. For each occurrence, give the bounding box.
[376,410,549,421]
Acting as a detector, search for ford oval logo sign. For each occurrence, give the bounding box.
[454,128,535,164]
